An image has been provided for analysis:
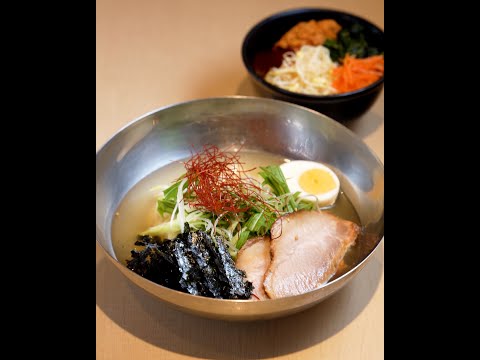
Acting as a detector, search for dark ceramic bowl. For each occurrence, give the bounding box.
[241,8,384,122]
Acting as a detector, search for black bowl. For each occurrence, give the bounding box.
[241,8,384,122]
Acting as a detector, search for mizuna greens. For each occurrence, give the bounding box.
[140,146,316,256]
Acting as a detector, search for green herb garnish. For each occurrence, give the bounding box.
[324,23,380,62]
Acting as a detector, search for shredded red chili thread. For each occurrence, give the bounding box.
[182,145,265,215]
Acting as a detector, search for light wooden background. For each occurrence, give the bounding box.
[96,0,384,359]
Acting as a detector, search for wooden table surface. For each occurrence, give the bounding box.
[96,1,384,359]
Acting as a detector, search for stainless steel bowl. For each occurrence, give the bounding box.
[96,96,384,321]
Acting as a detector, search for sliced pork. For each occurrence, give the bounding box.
[236,236,271,300]
[264,210,360,299]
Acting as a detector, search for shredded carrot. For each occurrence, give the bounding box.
[332,54,384,93]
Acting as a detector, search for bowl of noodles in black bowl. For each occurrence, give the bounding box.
[96,96,384,321]
[241,8,384,122]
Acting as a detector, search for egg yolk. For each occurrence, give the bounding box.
[298,169,336,194]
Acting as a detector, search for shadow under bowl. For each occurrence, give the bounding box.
[96,96,384,321]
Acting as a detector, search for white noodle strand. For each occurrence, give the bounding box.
[265,45,338,95]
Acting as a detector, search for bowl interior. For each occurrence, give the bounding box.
[242,8,384,99]
[96,97,384,320]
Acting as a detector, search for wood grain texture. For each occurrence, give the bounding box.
[96,0,384,358]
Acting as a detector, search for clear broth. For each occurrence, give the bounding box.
[112,150,365,279]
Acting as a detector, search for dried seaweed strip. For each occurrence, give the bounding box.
[127,226,252,299]
[186,231,224,298]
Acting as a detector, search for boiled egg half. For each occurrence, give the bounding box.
[280,160,340,206]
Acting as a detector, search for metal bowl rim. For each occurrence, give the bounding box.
[96,95,384,305]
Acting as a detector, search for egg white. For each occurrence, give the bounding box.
[280,160,340,206]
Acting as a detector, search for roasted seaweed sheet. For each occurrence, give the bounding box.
[126,224,253,299]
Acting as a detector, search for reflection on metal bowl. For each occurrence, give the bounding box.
[96,96,384,321]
